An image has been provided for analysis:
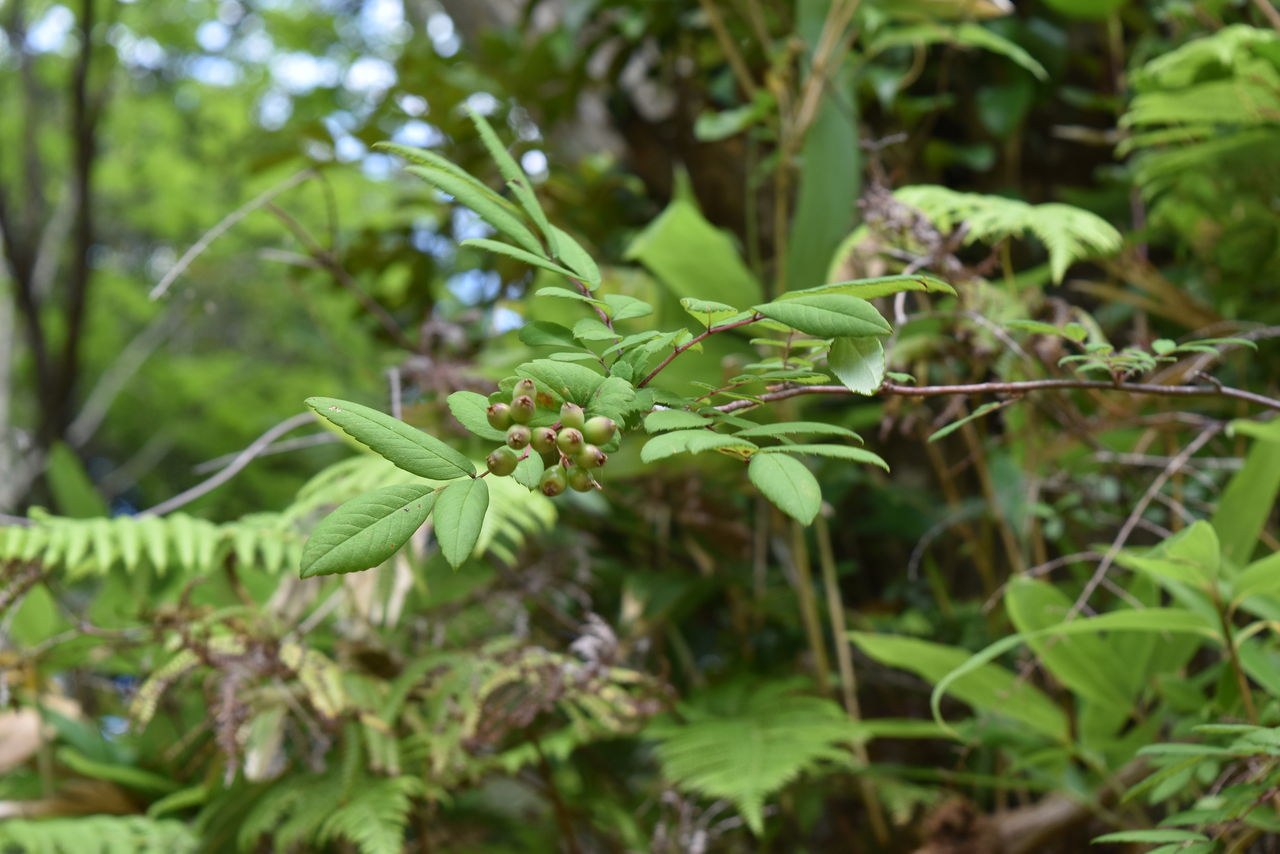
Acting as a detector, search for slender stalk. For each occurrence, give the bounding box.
[814,516,889,844]
[696,0,758,98]
[789,519,831,691]
[1213,590,1258,724]
[637,313,763,388]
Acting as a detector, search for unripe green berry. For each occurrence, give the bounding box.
[556,427,584,455]
[576,444,607,469]
[560,402,585,430]
[539,465,567,497]
[487,403,512,430]
[567,466,596,492]
[510,395,535,424]
[486,446,519,476]
[530,426,557,454]
[506,424,532,449]
[513,378,537,399]
[582,416,617,445]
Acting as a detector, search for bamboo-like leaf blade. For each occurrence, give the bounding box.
[299,483,436,578]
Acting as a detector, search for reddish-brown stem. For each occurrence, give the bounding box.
[637,313,764,388]
[712,378,1280,414]
[568,276,614,333]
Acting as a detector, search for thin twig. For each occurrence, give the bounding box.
[150,169,314,300]
[266,204,416,352]
[192,432,337,475]
[638,313,764,388]
[713,378,1280,414]
[139,412,315,517]
[697,0,758,98]
[1251,0,1280,33]
[1069,425,1221,616]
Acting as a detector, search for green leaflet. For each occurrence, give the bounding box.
[518,321,580,350]
[757,444,889,472]
[516,359,606,406]
[404,165,543,256]
[641,430,758,463]
[827,336,885,395]
[469,109,559,258]
[786,273,956,302]
[511,451,544,490]
[573,317,616,342]
[299,483,437,578]
[734,421,861,442]
[644,410,714,433]
[306,397,474,481]
[602,294,653,321]
[447,391,508,442]
[434,477,490,569]
[680,297,745,328]
[928,400,1009,443]
[462,238,578,280]
[754,294,891,338]
[748,454,821,525]
[548,225,601,286]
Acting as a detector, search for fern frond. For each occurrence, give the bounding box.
[316,776,424,854]
[0,815,197,853]
[894,185,1122,282]
[1122,25,1280,203]
[648,681,855,834]
[0,511,301,578]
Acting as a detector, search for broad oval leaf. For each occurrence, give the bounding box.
[828,336,885,395]
[306,397,474,481]
[748,454,821,524]
[754,294,891,338]
[447,391,508,441]
[850,632,1067,742]
[434,477,490,569]
[299,483,437,578]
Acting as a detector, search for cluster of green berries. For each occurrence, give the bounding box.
[483,378,618,497]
